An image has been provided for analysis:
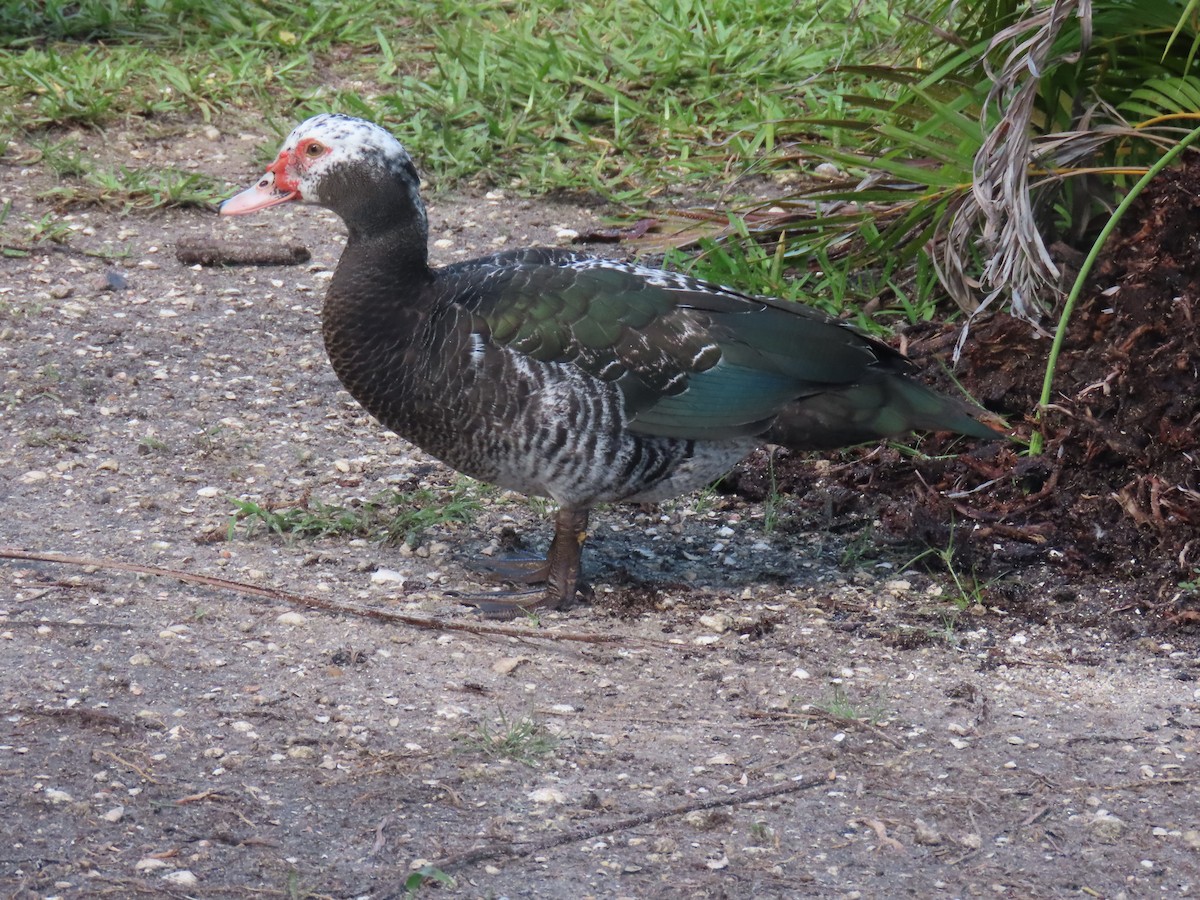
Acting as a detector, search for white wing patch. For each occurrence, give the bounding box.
[469,332,487,362]
[564,256,747,298]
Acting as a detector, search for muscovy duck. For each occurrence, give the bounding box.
[221,113,1000,611]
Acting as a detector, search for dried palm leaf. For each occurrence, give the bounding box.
[942,0,1092,333]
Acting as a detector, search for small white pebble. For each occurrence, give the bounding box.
[528,787,566,804]
[276,612,307,626]
[491,656,528,675]
[698,613,732,633]
[1088,809,1125,842]
[370,568,406,585]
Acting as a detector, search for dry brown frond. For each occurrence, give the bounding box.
[942,0,1094,348]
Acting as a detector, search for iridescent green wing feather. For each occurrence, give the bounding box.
[457,252,897,440]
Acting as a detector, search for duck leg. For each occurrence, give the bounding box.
[459,507,591,616]
[544,507,590,608]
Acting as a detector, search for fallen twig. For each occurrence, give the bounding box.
[573,217,660,244]
[0,548,660,647]
[175,236,310,267]
[93,749,160,785]
[22,706,137,734]
[1099,776,1199,791]
[428,771,832,873]
[742,707,906,749]
[175,789,230,805]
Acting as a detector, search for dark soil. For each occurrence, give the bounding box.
[728,158,1200,637]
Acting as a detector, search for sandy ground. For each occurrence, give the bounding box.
[1,122,1198,898]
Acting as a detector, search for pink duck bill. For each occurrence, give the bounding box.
[220,167,299,216]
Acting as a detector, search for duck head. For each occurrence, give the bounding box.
[220,113,427,244]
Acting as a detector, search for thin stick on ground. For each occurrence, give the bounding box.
[428,771,832,872]
[0,547,658,646]
[741,707,906,749]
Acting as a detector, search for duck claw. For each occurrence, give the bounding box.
[447,578,594,619]
[467,554,551,585]
[450,588,551,620]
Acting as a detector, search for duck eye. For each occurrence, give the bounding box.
[305,141,325,157]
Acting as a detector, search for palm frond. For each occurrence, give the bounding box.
[944,0,1092,328]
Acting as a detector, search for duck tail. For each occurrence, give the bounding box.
[766,377,1006,451]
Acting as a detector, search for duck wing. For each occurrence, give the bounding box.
[444,249,993,444]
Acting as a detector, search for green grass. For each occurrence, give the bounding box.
[458,713,558,767]
[138,435,169,454]
[25,428,87,448]
[363,0,906,197]
[404,864,455,896]
[227,482,480,547]
[810,684,888,724]
[0,0,972,322]
[38,164,224,211]
[0,199,74,255]
[6,0,1194,345]
[1,1,908,191]
[902,523,993,610]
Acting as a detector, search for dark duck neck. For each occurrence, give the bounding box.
[318,160,436,431]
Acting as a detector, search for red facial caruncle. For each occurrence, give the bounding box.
[219,137,330,216]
